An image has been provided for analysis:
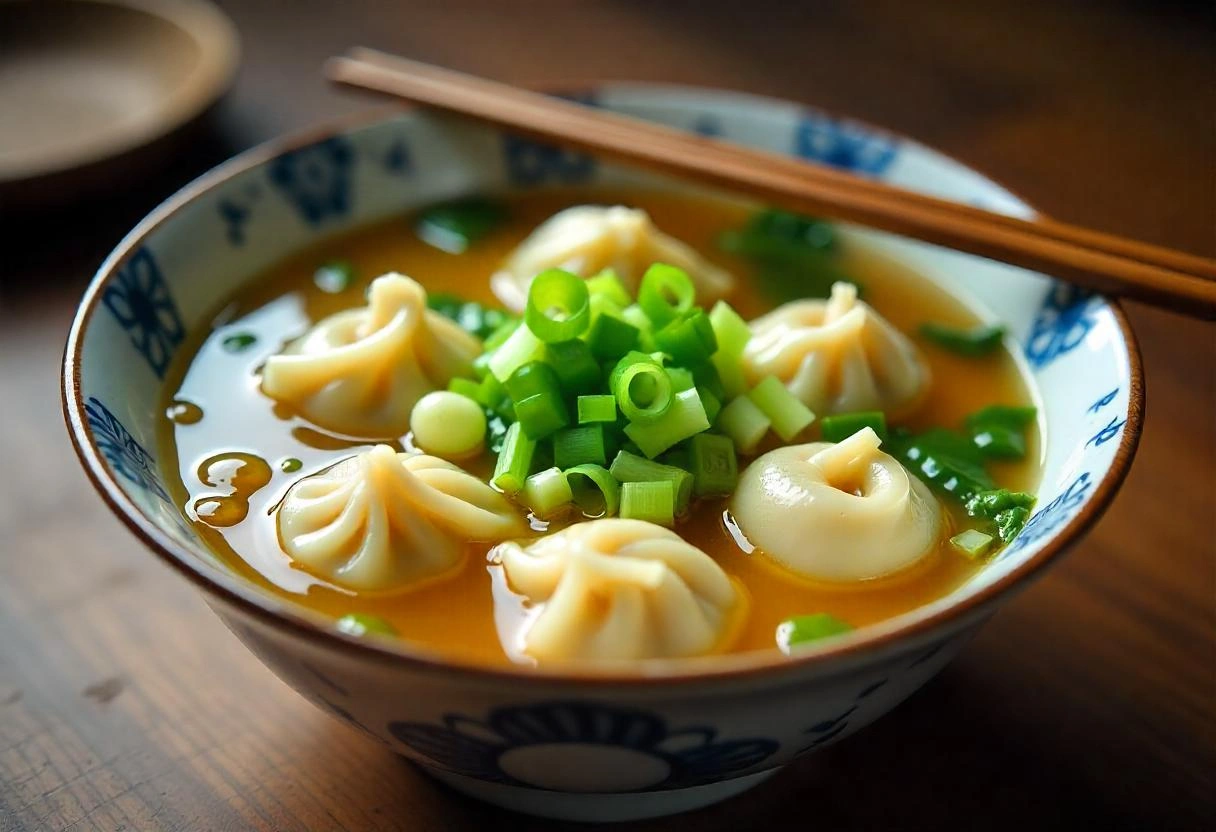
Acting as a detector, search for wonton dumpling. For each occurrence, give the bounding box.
[743,282,929,419]
[279,445,527,592]
[493,519,742,662]
[262,274,481,438]
[491,205,735,310]
[730,428,942,582]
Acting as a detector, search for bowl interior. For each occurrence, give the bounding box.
[65,84,1139,670]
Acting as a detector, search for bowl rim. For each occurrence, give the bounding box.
[61,83,1145,688]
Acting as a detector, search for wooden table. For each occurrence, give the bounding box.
[2,2,1212,829]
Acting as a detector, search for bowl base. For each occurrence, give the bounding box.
[424,766,779,822]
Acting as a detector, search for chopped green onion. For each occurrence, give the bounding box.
[820,411,888,443]
[428,294,510,339]
[620,303,653,334]
[577,394,617,424]
[919,322,1007,357]
[416,197,507,253]
[697,385,722,426]
[483,317,521,351]
[544,338,601,395]
[708,301,751,356]
[638,263,696,328]
[620,480,676,526]
[776,613,853,651]
[520,467,573,517]
[513,392,569,440]
[718,395,771,454]
[492,422,536,495]
[965,405,1037,431]
[690,361,726,403]
[505,361,562,403]
[718,211,855,302]
[609,450,693,514]
[747,376,816,441]
[565,463,620,518]
[585,270,632,308]
[950,529,995,559]
[742,209,837,252]
[665,366,695,392]
[447,376,483,402]
[336,613,397,637]
[553,425,608,469]
[586,312,640,361]
[688,433,738,497]
[525,269,591,343]
[314,260,355,293]
[654,310,718,364]
[488,322,545,382]
[623,388,711,458]
[486,412,510,453]
[612,358,674,425]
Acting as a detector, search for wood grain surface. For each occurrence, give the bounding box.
[1,2,1212,830]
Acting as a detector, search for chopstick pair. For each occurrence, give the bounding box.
[327,48,1216,319]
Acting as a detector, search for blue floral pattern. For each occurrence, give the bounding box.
[268,137,355,224]
[217,183,262,246]
[101,248,184,379]
[83,397,169,502]
[1025,284,1102,369]
[389,701,778,791]
[503,136,597,187]
[1006,472,1094,555]
[796,678,887,755]
[795,113,898,175]
[383,137,412,175]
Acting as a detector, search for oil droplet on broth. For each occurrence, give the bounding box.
[166,400,204,425]
[192,452,272,528]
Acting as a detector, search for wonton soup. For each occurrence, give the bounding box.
[161,187,1041,668]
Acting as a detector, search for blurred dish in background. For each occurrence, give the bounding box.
[0,0,238,209]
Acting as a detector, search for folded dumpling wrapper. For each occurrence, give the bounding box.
[743,282,930,419]
[493,518,743,662]
[730,428,942,582]
[491,205,735,310]
[262,273,481,438]
[278,445,527,592]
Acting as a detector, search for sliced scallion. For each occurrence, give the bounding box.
[950,529,995,559]
[619,480,676,526]
[586,311,640,360]
[336,613,397,637]
[577,394,617,424]
[492,422,536,495]
[718,395,771,454]
[688,433,739,497]
[488,322,545,382]
[638,263,696,328]
[565,463,620,518]
[612,357,673,425]
[654,309,718,364]
[585,270,632,308]
[609,450,694,514]
[776,613,853,651]
[623,387,710,458]
[525,269,591,343]
[553,424,608,469]
[520,467,573,518]
[747,376,815,441]
[513,392,569,440]
[544,338,601,395]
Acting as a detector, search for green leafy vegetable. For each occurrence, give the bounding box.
[718,209,858,302]
[416,197,507,253]
[919,322,1006,357]
[427,294,512,340]
[965,488,1036,542]
[887,428,995,503]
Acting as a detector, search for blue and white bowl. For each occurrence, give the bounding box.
[63,85,1143,823]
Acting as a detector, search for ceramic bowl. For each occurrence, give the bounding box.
[63,85,1142,823]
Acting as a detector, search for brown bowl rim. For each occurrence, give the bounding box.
[61,84,1145,688]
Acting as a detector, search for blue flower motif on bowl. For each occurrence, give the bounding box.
[83,396,169,502]
[794,113,898,175]
[1006,471,1094,555]
[383,136,412,175]
[101,247,184,379]
[268,136,355,224]
[1025,284,1102,369]
[389,700,779,792]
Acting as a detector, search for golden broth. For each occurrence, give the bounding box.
[160,186,1040,667]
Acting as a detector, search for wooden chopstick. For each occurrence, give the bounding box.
[326,49,1216,319]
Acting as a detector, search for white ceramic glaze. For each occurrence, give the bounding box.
[63,85,1141,822]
